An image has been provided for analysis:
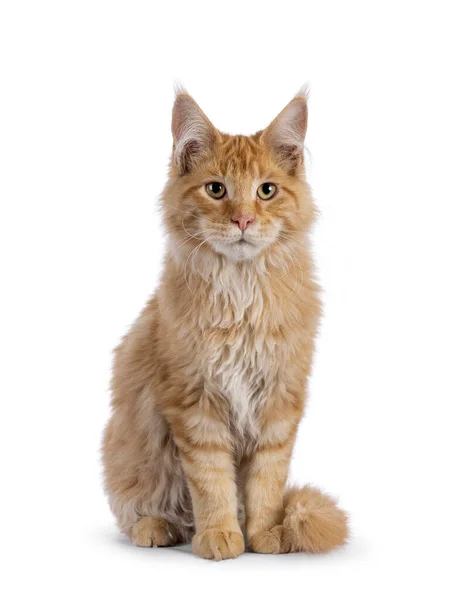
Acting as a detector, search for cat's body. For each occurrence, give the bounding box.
[102,90,348,559]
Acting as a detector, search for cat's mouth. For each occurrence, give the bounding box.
[209,231,267,261]
[235,232,257,246]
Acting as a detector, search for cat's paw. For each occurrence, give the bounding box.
[192,528,245,560]
[248,525,285,554]
[131,516,176,547]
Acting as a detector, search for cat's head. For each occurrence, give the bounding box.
[163,88,315,262]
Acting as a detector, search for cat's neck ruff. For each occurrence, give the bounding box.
[168,232,301,280]
[164,233,305,331]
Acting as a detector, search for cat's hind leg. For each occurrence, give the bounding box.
[103,400,194,547]
[131,516,180,547]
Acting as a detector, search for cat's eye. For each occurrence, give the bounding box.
[205,182,226,199]
[257,183,278,201]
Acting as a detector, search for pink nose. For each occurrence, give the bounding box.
[231,214,254,231]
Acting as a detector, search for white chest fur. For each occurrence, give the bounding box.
[198,265,280,441]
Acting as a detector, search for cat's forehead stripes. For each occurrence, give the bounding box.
[215,135,264,178]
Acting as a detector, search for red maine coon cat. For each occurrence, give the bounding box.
[102,87,348,560]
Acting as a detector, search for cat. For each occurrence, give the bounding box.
[102,87,348,560]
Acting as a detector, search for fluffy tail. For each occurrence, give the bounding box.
[279,485,349,553]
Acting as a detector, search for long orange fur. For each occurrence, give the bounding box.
[102,88,348,560]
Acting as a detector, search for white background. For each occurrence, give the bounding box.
[1,1,449,598]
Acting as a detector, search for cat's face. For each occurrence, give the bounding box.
[164,90,314,262]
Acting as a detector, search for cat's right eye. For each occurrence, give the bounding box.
[205,182,226,199]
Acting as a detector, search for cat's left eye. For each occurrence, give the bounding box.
[205,182,226,199]
[257,183,278,201]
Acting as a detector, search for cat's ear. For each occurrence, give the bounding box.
[171,90,217,175]
[263,88,308,174]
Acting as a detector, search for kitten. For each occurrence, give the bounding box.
[102,88,348,560]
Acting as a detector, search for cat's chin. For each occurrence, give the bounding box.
[211,239,266,262]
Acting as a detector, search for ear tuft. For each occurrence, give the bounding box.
[171,91,216,175]
[296,82,310,102]
[263,89,308,175]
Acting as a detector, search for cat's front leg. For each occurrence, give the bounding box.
[168,404,244,561]
[244,417,298,554]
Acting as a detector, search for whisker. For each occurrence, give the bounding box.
[166,230,216,262]
[274,240,304,309]
[166,235,197,262]
[169,204,218,227]
[182,236,213,299]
